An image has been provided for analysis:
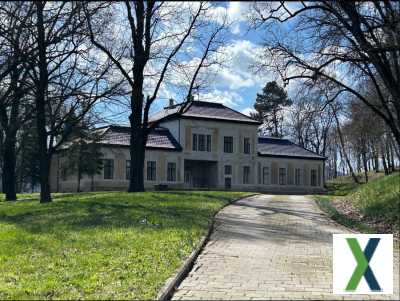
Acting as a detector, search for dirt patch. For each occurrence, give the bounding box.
[333,198,399,238]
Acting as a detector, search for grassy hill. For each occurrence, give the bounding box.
[316,172,399,236]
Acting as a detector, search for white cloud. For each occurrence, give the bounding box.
[209,2,251,34]
[241,107,257,116]
[212,40,268,90]
[198,89,243,107]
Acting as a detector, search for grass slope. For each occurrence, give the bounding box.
[0,191,252,299]
[316,173,400,234]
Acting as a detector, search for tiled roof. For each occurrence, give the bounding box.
[257,137,325,160]
[149,101,260,125]
[98,125,182,151]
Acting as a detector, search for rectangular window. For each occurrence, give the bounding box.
[126,160,131,180]
[224,136,233,153]
[147,161,156,181]
[295,168,301,185]
[206,134,211,152]
[263,167,270,184]
[198,134,205,151]
[167,162,176,182]
[311,169,317,186]
[243,166,250,184]
[192,134,197,151]
[279,168,286,185]
[244,137,251,154]
[224,165,232,175]
[103,159,114,179]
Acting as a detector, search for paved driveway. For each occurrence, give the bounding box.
[173,194,399,300]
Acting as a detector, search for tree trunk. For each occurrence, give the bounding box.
[333,109,360,183]
[385,142,392,173]
[128,126,146,192]
[35,1,51,203]
[361,144,368,183]
[128,48,147,192]
[381,145,389,175]
[2,135,17,201]
[333,146,338,178]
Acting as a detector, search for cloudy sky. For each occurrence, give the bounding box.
[99,2,299,123]
[167,1,271,117]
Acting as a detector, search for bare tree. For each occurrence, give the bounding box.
[0,2,35,201]
[251,1,400,147]
[30,1,119,202]
[86,1,226,192]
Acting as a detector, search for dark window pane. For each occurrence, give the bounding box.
[103,159,114,179]
[279,168,286,185]
[224,136,233,153]
[224,165,232,175]
[147,161,156,181]
[126,160,131,180]
[311,169,317,186]
[206,135,211,152]
[198,134,205,151]
[167,162,176,182]
[244,137,250,154]
[263,167,269,184]
[192,134,197,151]
[243,166,250,184]
[295,168,301,185]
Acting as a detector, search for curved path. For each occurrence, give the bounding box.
[173,194,399,300]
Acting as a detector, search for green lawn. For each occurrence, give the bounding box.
[0,191,252,299]
[316,172,400,234]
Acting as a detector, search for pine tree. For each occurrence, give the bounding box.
[254,81,292,137]
[61,121,103,192]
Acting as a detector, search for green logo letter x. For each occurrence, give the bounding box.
[346,238,381,292]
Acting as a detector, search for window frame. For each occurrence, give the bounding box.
[243,166,250,184]
[103,159,114,180]
[167,162,176,182]
[198,134,206,151]
[126,160,131,180]
[279,167,286,185]
[295,168,301,186]
[146,161,157,181]
[206,134,211,152]
[263,166,270,185]
[224,136,233,153]
[310,169,317,186]
[243,137,251,154]
[224,165,232,175]
[192,134,198,151]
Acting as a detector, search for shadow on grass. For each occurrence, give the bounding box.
[0,193,225,234]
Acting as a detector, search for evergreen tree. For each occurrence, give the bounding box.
[61,122,103,192]
[254,81,292,137]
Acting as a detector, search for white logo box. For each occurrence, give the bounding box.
[332,234,393,295]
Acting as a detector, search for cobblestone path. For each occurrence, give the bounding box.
[172,194,399,300]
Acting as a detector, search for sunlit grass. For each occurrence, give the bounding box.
[0,191,252,299]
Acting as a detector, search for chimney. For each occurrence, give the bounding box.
[169,98,174,107]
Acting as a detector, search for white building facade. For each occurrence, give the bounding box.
[50,101,325,193]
